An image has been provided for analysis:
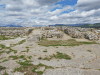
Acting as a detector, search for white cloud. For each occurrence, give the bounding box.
[76,0,100,11]
[0,0,100,26]
[46,6,74,16]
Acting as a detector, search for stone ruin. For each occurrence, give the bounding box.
[41,27,63,38]
[60,27,100,40]
[0,27,34,36]
[28,27,63,42]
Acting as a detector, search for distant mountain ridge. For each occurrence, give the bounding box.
[55,24,85,26]
[76,23,100,28]
[0,25,23,27]
[52,23,100,28]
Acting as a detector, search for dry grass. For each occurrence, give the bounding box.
[38,52,71,61]
[38,39,97,46]
[38,39,80,46]
[14,60,53,75]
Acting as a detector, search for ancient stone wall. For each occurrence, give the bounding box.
[0,27,34,36]
[63,27,100,40]
[41,27,63,38]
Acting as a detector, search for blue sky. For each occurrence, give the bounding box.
[0,0,100,26]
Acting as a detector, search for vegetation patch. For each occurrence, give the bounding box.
[38,57,42,60]
[36,71,44,74]
[14,60,53,75]
[43,50,47,52]
[16,60,33,66]
[0,44,6,49]
[26,46,29,48]
[37,63,53,69]
[0,66,6,71]
[39,52,71,61]
[2,59,9,62]
[9,55,27,60]
[0,44,17,54]
[38,39,97,46]
[3,70,8,75]
[87,50,91,52]
[6,49,17,54]
[18,39,26,45]
[80,41,97,44]
[28,56,32,59]
[13,50,17,53]
[20,55,25,58]
[0,35,20,40]
[9,55,18,60]
[0,35,14,40]
[6,51,12,54]
[27,49,29,53]
[0,51,4,55]
[29,44,33,46]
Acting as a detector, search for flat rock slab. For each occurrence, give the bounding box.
[83,58,100,69]
[13,72,24,75]
[35,66,45,71]
[0,60,20,69]
[43,67,100,75]
[0,37,26,45]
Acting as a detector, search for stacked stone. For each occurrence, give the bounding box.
[71,31,85,38]
[64,27,100,40]
[0,27,34,36]
[84,32,99,40]
[41,27,63,38]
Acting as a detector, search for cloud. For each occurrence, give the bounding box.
[6,12,25,16]
[76,0,100,11]
[0,0,100,26]
[37,0,60,5]
[6,4,23,11]
[46,5,74,16]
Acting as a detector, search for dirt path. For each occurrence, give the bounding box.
[29,29,41,36]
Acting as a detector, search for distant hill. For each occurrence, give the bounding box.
[54,24,85,27]
[76,23,100,28]
[54,23,100,28]
[0,25,23,27]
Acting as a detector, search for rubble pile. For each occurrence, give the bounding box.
[41,27,63,38]
[0,27,34,36]
[62,27,100,40]
[84,32,99,40]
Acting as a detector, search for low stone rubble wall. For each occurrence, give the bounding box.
[63,27,100,40]
[41,27,63,38]
[0,27,34,36]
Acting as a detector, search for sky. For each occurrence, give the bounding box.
[0,0,100,27]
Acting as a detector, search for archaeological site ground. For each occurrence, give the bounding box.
[0,26,100,75]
